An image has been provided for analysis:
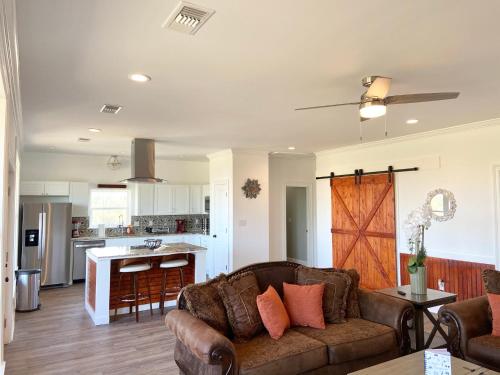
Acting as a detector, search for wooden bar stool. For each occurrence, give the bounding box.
[114,258,153,322]
[159,256,188,315]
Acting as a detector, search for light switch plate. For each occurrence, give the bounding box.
[239,219,247,227]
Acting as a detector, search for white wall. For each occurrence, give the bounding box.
[20,152,209,184]
[316,119,500,270]
[269,155,316,263]
[232,151,269,269]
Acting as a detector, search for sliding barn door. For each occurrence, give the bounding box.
[331,173,396,289]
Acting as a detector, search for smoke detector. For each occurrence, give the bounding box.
[162,1,215,35]
[100,104,122,114]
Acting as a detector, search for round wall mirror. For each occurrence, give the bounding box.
[425,189,457,222]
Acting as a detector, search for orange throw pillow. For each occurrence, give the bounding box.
[256,286,290,340]
[283,282,326,329]
[488,293,500,336]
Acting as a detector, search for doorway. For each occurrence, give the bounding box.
[285,186,310,265]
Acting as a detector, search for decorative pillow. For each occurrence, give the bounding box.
[483,269,500,325]
[283,282,326,329]
[218,271,263,340]
[182,274,231,336]
[296,266,351,323]
[487,293,500,336]
[333,268,361,319]
[256,285,290,340]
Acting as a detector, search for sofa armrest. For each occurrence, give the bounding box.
[165,309,236,375]
[438,296,491,359]
[358,289,414,354]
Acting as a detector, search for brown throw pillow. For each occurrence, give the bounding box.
[332,268,361,319]
[182,274,231,336]
[218,271,263,340]
[482,269,500,323]
[296,266,351,323]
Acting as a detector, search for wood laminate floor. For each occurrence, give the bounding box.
[5,284,178,375]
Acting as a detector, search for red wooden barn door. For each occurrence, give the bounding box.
[331,173,397,289]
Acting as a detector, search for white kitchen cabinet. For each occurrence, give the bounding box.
[69,182,89,217]
[172,185,190,214]
[155,184,174,215]
[189,185,203,214]
[20,181,46,196]
[132,183,155,216]
[20,181,70,196]
[44,181,70,196]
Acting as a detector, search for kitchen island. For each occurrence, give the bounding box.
[85,243,206,325]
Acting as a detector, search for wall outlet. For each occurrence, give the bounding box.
[239,219,247,227]
[133,221,140,226]
[438,279,446,291]
[149,220,153,226]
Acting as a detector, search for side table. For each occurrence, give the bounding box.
[376,285,457,351]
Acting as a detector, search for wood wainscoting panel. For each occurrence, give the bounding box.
[109,254,195,309]
[87,258,96,310]
[400,253,495,301]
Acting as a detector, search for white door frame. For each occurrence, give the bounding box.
[493,166,500,270]
[281,182,314,266]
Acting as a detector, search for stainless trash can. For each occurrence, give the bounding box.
[16,269,41,311]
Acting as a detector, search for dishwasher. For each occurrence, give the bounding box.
[72,240,106,281]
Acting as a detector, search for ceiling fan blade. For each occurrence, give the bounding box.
[295,102,360,111]
[385,92,459,105]
[360,116,370,122]
[366,77,392,99]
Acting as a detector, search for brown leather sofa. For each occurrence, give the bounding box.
[166,261,414,375]
[439,296,500,371]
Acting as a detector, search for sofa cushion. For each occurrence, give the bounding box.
[333,268,361,318]
[218,271,263,340]
[182,274,231,336]
[296,266,351,323]
[292,318,397,365]
[487,293,500,336]
[235,329,328,375]
[468,334,500,367]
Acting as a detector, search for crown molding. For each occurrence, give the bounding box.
[315,117,500,158]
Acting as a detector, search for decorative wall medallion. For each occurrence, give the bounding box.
[242,178,261,199]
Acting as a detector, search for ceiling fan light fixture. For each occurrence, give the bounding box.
[359,100,386,119]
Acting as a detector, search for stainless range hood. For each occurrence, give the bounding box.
[123,138,164,183]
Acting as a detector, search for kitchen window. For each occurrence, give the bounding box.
[89,189,129,228]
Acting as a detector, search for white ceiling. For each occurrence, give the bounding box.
[16,0,500,160]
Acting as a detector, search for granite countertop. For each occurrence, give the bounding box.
[71,232,209,241]
[86,242,206,260]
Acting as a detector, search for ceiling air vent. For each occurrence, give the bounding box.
[162,1,215,35]
[100,104,122,114]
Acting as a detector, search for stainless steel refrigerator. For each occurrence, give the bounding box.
[20,203,72,286]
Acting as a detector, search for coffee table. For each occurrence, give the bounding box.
[376,285,457,351]
[349,351,499,374]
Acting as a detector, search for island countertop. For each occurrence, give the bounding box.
[86,242,206,260]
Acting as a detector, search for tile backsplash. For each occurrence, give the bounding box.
[73,214,209,238]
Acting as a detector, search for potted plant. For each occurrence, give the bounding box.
[404,206,431,295]
[407,225,427,295]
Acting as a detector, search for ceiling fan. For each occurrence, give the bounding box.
[295,76,460,121]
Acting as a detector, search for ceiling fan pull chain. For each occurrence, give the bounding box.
[384,113,388,137]
[359,120,363,142]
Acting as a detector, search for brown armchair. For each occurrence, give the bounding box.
[439,296,500,371]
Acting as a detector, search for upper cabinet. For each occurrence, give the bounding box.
[189,185,203,214]
[131,183,155,216]
[155,184,174,215]
[20,181,69,196]
[69,182,89,217]
[172,185,190,214]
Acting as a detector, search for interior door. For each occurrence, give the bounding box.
[331,173,396,289]
[212,182,229,275]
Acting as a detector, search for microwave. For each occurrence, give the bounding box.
[204,195,210,213]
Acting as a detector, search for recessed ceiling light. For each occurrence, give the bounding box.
[88,128,101,133]
[288,146,296,150]
[128,73,151,83]
[78,137,91,142]
[406,119,419,124]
